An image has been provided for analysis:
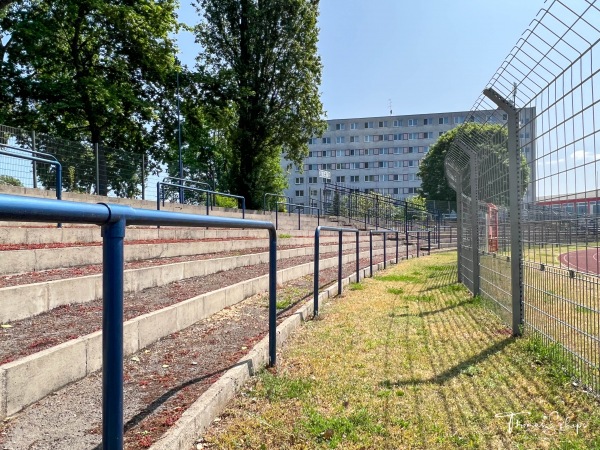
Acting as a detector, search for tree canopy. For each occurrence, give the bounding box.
[418,123,530,206]
[1,0,179,195]
[193,0,326,208]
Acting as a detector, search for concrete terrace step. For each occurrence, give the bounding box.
[0,247,392,421]
[0,235,347,276]
[0,238,388,323]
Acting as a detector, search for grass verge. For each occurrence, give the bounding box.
[200,252,600,449]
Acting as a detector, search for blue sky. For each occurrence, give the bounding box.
[175,1,544,119]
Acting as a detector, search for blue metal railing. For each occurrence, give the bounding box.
[0,143,62,201]
[263,193,290,213]
[0,193,276,450]
[405,230,432,260]
[313,226,360,316]
[157,182,246,219]
[161,177,213,207]
[369,230,400,277]
[275,202,320,230]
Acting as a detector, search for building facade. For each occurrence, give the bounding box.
[282,108,535,207]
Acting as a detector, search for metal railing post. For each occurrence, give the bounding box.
[396,231,399,263]
[338,230,342,295]
[369,231,373,277]
[383,232,387,269]
[356,231,360,282]
[314,228,321,316]
[101,217,126,450]
[268,228,277,366]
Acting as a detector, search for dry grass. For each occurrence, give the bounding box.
[199,252,600,449]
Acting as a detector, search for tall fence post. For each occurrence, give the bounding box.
[31,131,37,189]
[456,141,480,297]
[484,87,523,336]
[456,184,463,283]
[95,143,100,195]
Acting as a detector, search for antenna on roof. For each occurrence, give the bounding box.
[388,98,392,115]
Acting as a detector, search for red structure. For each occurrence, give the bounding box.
[487,203,499,253]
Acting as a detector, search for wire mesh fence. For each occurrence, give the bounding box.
[446,0,600,393]
[0,124,168,200]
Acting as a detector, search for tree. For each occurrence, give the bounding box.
[418,123,530,205]
[2,0,179,196]
[194,0,326,209]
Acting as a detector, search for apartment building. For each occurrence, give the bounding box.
[283,108,535,206]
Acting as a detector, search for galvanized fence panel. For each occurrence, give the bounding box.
[447,0,600,392]
[0,124,167,200]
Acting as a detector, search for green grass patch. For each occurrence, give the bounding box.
[278,233,292,239]
[387,287,404,295]
[298,407,385,448]
[349,282,364,291]
[374,273,422,283]
[257,371,313,401]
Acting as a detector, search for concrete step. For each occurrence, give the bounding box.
[0,247,391,421]
[0,238,389,323]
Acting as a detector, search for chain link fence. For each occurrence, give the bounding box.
[0,124,167,200]
[446,0,600,392]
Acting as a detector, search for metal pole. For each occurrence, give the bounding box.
[484,87,523,336]
[314,229,320,316]
[369,231,373,277]
[396,231,399,263]
[268,229,277,366]
[177,71,184,204]
[355,231,360,282]
[383,232,387,269]
[31,131,37,189]
[101,218,126,450]
[338,230,342,295]
[95,143,100,195]
[456,140,480,296]
[141,153,145,201]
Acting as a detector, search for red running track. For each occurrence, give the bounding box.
[559,247,600,275]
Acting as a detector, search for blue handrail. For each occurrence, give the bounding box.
[275,201,320,230]
[0,144,62,201]
[162,177,213,207]
[0,193,276,450]
[369,230,400,277]
[263,193,289,213]
[157,182,246,219]
[313,226,360,316]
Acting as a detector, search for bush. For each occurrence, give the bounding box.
[215,194,239,208]
[0,175,24,187]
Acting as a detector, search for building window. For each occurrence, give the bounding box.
[378,120,388,128]
[454,116,465,124]
[438,117,449,125]
[377,161,387,168]
[336,149,343,157]
[393,119,402,127]
[295,190,304,197]
[364,175,378,182]
[350,122,358,129]
[364,121,374,128]
[308,176,318,184]
[408,118,418,126]
[350,162,360,170]
[295,177,304,184]
[439,131,444,137]
[335,123,345,131]
[322,137,331,144]
[345,149,356,156]
[308,138,318,145]
[336,176,346,183]
[502,113,508,121]
[423,118,432,125]
[350,135,360,143]
[350,175,359,183]
[336,136,345,144]
[364,135,372,142]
